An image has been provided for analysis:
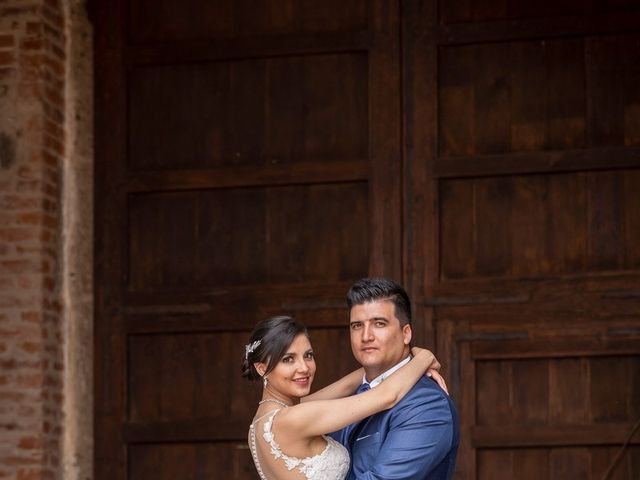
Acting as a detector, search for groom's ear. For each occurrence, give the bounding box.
[402,324,412,345]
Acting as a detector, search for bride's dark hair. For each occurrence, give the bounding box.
[242,315,309,381]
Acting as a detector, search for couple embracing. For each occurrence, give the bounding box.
[243,277,459,480]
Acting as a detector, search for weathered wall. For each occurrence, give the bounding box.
[0,1,93,479]
[61,1,92,479]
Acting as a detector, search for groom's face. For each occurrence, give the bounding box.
[349,299,412,381]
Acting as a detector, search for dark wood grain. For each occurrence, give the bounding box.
[95,1,640,479]
[95,2,402,479]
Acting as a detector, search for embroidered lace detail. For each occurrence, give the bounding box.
[249,409,349,480]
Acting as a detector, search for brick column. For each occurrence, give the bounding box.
[0,1,67,479]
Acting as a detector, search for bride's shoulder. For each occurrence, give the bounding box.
[270,405,312,435]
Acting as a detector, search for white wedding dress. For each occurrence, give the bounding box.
[249,409,350,480]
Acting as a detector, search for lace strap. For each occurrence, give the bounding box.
[262,410,307,471]
[248,409,282,480]
[249,421,269,480]
[254,409,280,424]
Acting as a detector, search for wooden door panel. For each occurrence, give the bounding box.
[589,35,640,148]
[127,189,268,289]
[128,0,368,43]
[475,355,640,427]
[128,332,251,422]
[129,53,368,171]
[438,0,640,24]
[439,34,640,157]
[129,443,256,480]
[477,446,640,480]
[407,5,640,479]
[477,449,550,480]
[447,328,640,479]
[99,1,640,478]
[439,39,586,157]
[96,2,400,479]
[440,39,586,157]
[439,169,640,281]
[127,182,368,291]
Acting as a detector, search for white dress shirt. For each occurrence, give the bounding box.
[363,355,412,388]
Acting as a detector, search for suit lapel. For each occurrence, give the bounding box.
[348,415,374,446]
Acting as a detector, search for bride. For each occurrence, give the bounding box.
[242,316,446,480]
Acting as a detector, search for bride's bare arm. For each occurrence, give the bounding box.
[301,367,364,402]
[279,349,437,439]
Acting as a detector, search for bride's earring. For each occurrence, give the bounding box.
[263,376,268,389]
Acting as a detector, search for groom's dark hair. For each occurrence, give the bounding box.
[347,277,412,326]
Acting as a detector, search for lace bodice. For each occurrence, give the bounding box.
[249,409,350,480]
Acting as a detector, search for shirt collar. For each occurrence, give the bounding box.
[363,355,412,389]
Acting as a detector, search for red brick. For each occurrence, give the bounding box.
[17,212,43,225]
[44,87,63,108]
[0,391,26,401]
[16,180,41,194]
[15,276,38,289]
[17,374,43,388]
[0,294,32,308]
[2,5,67,479]
[42,182,59,198]
[26,23,41,35]
[0,259,42,274]
[16,245,43,255]
[42,276,54,291]
[50,44,65,62]
[21,342,40,354]
[0,228,39,242]
[18,437,42,450]
[20,37,43,51]
[0,328,19,337]
[17,405,36,417]
[17,166,38,180]
[41,56,63,76]
[42,152,58,169]
[20,312,42,323]
[0,212,16,225]
[5,456,39,466]
[43,120,62,139]
[0,35,14,48]
[0,196,40,210]
[17,469,42,480]
[0,51,15,65]
[19,53,41,71]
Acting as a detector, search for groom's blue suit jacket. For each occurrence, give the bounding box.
[330,377,459,479]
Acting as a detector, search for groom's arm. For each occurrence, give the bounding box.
[352,386,455,479]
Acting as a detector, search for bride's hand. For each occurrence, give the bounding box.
[427,369,449,395]
[411,346,441,371]
[411,347,449,395]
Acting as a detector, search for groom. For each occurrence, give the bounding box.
[331,277,459,479]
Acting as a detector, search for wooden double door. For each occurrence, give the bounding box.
[94,1,640,478]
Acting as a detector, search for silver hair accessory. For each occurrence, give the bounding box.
[245,340,261,360]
